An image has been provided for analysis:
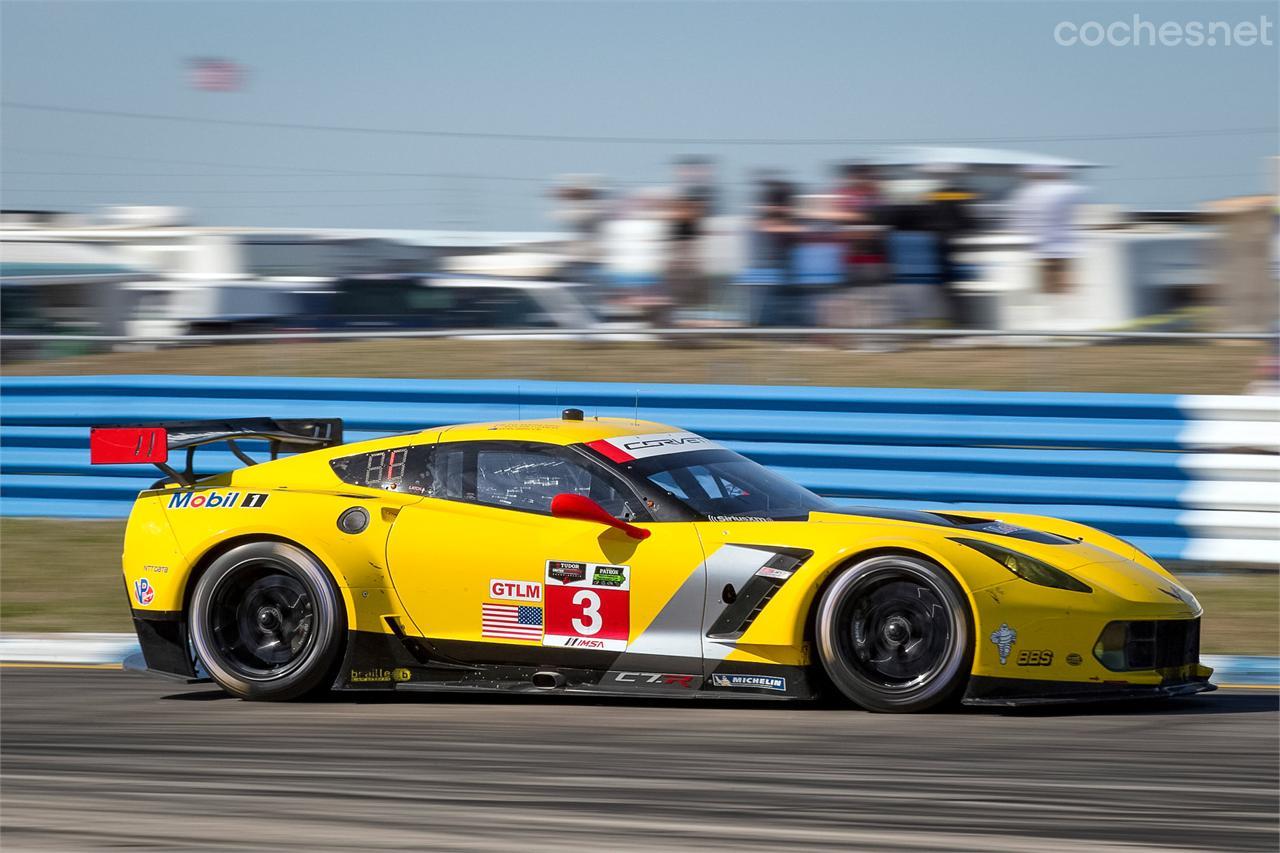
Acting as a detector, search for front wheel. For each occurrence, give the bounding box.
[189,541,346,701]
[814,555,972,713]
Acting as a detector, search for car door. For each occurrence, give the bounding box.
[385,440,708,684]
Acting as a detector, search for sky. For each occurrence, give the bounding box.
[1,0,1276,230]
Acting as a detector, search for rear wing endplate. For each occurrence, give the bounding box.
[90,418,344,486]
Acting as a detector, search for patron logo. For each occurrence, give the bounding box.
[168,490,268,509]
[547,561,587,584]
[489,579,542,602]
[710,673,786,692]
[591,565,627,587]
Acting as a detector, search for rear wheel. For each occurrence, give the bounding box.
[189,542,345,701]
[815,554,972,713]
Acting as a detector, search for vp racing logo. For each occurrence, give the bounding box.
[133,578,155,606]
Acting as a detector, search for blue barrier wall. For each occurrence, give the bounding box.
[1,375,1275,565]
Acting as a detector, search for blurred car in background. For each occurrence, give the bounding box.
[122,274,642,342]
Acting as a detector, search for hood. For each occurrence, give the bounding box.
[808,506,1123,570]
[811,506,1078,544]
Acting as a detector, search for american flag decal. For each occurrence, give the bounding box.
[481,604,543,641]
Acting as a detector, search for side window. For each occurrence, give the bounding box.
[330,445,433,494]
[431,442,644,519]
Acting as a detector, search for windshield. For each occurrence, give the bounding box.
[617,448,832,521]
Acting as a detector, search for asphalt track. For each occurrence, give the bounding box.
[1,669,1276,852]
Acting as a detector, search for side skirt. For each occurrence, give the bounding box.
[332,630,816,700]
[963,674,1216,707]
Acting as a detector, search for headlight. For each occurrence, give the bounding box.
[952,538,1092,593]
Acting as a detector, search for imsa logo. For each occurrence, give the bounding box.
[168,490,269,509]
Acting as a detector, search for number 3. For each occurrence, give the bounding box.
[571,590,602,635]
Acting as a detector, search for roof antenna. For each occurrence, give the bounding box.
[516,385,522,421]
[634,391,639,425]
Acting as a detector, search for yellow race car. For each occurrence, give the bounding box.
[91,409,1213,711]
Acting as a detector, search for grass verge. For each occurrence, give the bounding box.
[1,519,1274,653]
[6,339,1267,394]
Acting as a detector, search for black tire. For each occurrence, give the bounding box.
[189,541,346,701]
[814,554,972,713]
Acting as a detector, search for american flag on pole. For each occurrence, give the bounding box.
[481,604,543,641]
[187,58,246,92]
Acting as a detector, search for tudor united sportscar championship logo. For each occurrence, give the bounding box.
[133,577,155,606]
[989,623,1017,665]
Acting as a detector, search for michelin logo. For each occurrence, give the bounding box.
[710,673,786,692]
[990,623,1017,665]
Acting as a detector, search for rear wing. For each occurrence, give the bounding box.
[90,418,344,486]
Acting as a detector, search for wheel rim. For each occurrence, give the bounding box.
[206,559,317,680]
[835,566,957,692]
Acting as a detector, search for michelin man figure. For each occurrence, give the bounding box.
[990,623,1017,665]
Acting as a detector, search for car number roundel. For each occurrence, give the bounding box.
[543,560,629,651]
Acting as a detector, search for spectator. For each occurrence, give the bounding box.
[827,162,895,350]
[790,192,846,333]
[921,163,977,327]
[550,174,609,296]
[1007,164,1086,295]
[746,173,798,327]
[664,156,718,326]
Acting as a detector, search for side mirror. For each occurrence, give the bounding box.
[550,493,651,540]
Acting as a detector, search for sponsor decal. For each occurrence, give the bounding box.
[612,672,699,688]
[591,565,628,588]
[588,431,722,462]
[489,579,542,602]
[142,564,168,574]
[481,604,543,641]
[167,490,269,509]
[755,566,793,580]
[392,668,412,682]
[1016,649,1054,666]
[562,637,608,649]
[989,623,1017,665]
[547,560,587,584]
[133,577,155,606]
[1066,653,1083,666]
[710,673,786,692]
[708,515,771,522]
[350,668,401,684]
[544,561,630,652]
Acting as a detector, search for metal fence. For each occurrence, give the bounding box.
[1,375,1276,566]
[2,327,1277,344]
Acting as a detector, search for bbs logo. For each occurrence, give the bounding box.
[1017,649,1054,666]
